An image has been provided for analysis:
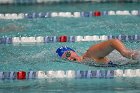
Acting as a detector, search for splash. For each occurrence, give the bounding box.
[108,50,140,65]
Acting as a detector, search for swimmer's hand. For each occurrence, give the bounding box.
[131,52,140,61]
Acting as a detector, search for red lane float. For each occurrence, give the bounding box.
[59,36,67,42]
[17,71,26,80]
[94,11,101,16]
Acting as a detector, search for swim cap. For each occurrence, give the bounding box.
[56,46,75,57]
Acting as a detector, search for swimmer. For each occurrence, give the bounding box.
[56,39,139,65]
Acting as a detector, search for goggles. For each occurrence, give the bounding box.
[65,51,71,58]
[64,51,77,61]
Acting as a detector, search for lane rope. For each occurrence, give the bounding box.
[0,69,140,80]
[0,10,139,19]
[0,35,140,44]
[0,0,139,5]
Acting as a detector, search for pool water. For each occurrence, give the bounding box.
[0,2,140,93]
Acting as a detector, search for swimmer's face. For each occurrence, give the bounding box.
[62,51,81,62]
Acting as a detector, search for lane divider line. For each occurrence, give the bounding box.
[0,69,140,80]
[0,35,140,44]
[0,10,139,19]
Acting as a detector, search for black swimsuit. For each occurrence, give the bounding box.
[88,61,118,67]
[107,61,118,67]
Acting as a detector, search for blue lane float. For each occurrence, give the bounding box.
[44,36,57,43]
[68,36,75,42]
[0,37,12,44]
[108,35,140,42]
[76,70,114,78]
[81,12,92,17]
[128,35,136,41]
[24,12,50,19]
[38,12,49,18]
[0,72,16,80]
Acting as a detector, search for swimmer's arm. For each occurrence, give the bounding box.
[82,51,89,58]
